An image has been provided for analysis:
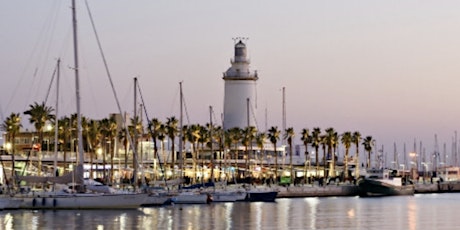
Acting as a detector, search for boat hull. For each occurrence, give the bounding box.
[211,191,247,202]
[245,191,278,202]
[171,192,211,204]
[18,193,148,209]
[358,179,414,197]
[141,194,171,206]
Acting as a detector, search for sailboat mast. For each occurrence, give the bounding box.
[72,0,84,166]
[178,82,183,179]
[209,106,214,185]
[53,58,60,174]
[282,87,286,145]
[133,77,138,186]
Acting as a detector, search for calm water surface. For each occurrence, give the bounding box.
[1,193,458,229]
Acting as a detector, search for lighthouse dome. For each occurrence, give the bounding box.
[235,40,247,58]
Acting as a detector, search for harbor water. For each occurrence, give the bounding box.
[0,193,458,229]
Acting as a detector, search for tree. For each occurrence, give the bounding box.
[352,131,362,179]
[228,127,242,174]
[157,123,167,169]
[243,126,257,179]
[97,117,118,184]
[300,128,311,183]
[212,125,224,177]
[118,128,129,169]
[255,132,267,168]
[284,127,295,184]
[320,134,327,177]
[268,126,280,181]
[325,127,337,178]
[187,124,201,183]
[148,118,162,164]
[341,132,353,180]
[1,113,22,184]
[58,116,71,173]
[24,101,55,176]
[166,116,178,173]
[363,136,375,169]
[87,119,101,179]
[311,128,322,176]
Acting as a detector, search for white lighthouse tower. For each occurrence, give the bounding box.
[223,39,258,130]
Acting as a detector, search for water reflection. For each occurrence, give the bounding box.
[1,194,460,229]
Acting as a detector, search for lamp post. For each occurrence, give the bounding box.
[46,124,52,153]
[96,147,103,179]
[5,142,12,154]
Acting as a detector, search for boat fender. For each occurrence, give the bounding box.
[32,198,36,207]
[53,199,57,207]
[42,198,46,206]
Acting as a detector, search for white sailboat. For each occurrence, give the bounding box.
[14,0,147,209]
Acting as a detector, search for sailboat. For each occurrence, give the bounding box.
[200,106,247,202]
[169,82,212,204]
[13,0,147,209]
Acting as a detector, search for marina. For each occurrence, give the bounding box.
[3,4,460,230]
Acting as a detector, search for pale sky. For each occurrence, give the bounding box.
[2,1,460,164]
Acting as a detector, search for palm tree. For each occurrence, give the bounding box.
[284,127,295,184]
[166,116,178,173]
[148,118,162,163]
[320,134,327,177]
[325,127,337,178]
[223,129,233,178]
[311,128,322,176]
[98,117,118,184]
[99,118,110,183]
[24,101,55,176]
[1,113,22,184]
[363,136,375,169]
[300,128,311,184]
[255,132,267,168]
[268,126,280,181]
[341,132,353,180]
[157,123,167,166]
[130,116,142,161]
[212,125,224,177]
[58,116,71,173]
[243,126,257,179]
[352,131,362,179]
[187,124,201,183]
[118,128,129,168]
[228,127,242,173]
[87,119,101,179]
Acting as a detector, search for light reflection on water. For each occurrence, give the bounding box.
[1,193,459,229]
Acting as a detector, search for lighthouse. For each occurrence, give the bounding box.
[223,39,258,130]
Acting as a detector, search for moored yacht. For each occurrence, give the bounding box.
[358,169,414,197]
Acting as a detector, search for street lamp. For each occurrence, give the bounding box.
[46,124,53,153]
[5,142,12,154]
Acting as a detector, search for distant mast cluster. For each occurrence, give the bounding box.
[223,38,258,130]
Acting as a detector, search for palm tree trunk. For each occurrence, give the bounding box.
[289,142,293,185]
[344,148,349,180]
[11,134,16,186]
[274,143,278,183]
[110,139,114,185]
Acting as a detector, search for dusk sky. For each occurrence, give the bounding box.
[2,1,460,163]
